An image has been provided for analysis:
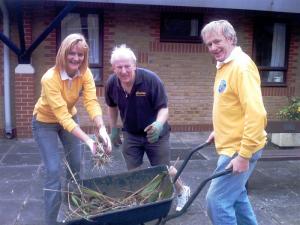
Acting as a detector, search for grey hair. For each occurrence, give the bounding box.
[201,20,237,45]
[110,44,137,65]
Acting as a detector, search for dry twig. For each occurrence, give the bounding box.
[92,134,112,170]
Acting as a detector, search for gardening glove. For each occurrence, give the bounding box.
[110,127,122,146]
[99,127,112,154]
[144,121,163,143]
[85,138,96,155]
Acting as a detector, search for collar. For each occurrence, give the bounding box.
[216,46,242,69]
[60,70,80,80]
[134,68,143,85]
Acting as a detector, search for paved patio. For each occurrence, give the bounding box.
[0,132,300,225]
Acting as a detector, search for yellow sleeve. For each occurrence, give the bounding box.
[82,69,102,120]
[235,63,267,158]
[42,74,78,132]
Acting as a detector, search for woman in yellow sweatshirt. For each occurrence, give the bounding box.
[32,33,111,225]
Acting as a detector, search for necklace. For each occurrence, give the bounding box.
[123,88,128,98]
[121,82,132,98]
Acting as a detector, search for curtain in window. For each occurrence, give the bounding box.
[87,14,100,81]
[61,13,102,84]
[268,23,286,82]
[61,13,81,40]
[87,14,99,64]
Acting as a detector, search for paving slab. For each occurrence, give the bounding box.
[0,200,23,225]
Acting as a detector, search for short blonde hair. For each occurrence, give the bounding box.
[110,44,137,65]
[55,33,89,74]
[201,20,237,45]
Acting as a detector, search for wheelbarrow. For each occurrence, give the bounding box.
[58,142,232,225]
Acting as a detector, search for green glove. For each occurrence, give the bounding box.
[144,121,163,143]
[110,127,122,146]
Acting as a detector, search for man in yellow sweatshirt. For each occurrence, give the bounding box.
[201,20,267,225]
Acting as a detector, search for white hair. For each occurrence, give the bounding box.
[201,20,237,45]
[110,44,137,65]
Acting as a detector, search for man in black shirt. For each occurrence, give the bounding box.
[105,44,190,211]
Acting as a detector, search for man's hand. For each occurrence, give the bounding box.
[110,127,122,146]
[85,139,96,155]
[99,127,112,154]
[144,121,163,143]
[206,131,215,144]
[226,155,249,173]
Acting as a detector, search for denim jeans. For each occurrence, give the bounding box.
[32,116,81,225]
[206,149,263,225]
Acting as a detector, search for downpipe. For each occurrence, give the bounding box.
[0,0,14,139]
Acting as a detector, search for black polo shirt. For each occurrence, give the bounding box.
[105,68,170,135]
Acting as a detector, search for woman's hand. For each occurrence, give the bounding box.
[99,127,112,154]
[85,138,96,155]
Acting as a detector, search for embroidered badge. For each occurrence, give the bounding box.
[218,79,227,93]
[136,91,146,96]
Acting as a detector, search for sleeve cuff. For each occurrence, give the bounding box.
[65,120,78,132]
[238,148,253,159]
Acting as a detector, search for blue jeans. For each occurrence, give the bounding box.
[32,116,81,225]
[206,149,263,225]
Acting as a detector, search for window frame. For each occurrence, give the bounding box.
[57,9,104,86]
[160,12,203,43]
[252,19,290,87]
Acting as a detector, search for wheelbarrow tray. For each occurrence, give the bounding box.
[60,165,174,225]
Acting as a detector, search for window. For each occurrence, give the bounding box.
[160,13,202,43]
[253,21,289,86]
[60,11,103,86]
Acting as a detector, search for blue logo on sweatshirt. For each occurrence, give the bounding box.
[218,80,227,93]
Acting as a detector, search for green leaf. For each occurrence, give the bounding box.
[140,173,166,198]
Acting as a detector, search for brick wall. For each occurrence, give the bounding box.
[0,3,300,138]
[14,73,35,137]
[289,22,300,97]
[74,6,300,129]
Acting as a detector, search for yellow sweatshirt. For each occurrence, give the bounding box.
[213,47,267,159]
[33,67,102,132]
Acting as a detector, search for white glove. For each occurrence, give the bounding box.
[85,139,96,155]
[99,126,112,154]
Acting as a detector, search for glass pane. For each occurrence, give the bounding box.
[190,19,199,36]
[161,14,201,40]
[91,68,102,85]
[87,14,100,64]
[254,23,273,67]
[270,23,286,67]
[261,71,284,83]
[61,12,103,84]
[254,22,286,67]
[61,13,81,40]
[163,18,191,37]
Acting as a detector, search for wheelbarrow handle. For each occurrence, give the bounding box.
[172,142,210,183]
[160,168,233,224]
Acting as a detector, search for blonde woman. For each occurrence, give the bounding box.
[32,33,111,225]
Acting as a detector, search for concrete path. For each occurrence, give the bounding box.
[0,132,300,225]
